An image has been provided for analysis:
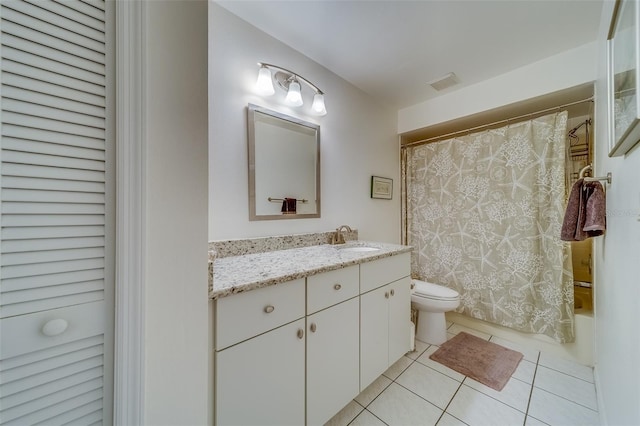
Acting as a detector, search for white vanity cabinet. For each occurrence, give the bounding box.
[306,266,360,426]
[359,253,411,390]
[214,279,306,426]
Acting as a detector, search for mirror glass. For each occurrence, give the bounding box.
[248,104,320,220]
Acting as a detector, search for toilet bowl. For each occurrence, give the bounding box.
[411,279,460,345]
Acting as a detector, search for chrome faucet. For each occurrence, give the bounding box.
[330,225,352,245]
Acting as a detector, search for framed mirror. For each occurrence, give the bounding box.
[247,104,320,220]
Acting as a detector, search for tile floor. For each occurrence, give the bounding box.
[326,322,600,426]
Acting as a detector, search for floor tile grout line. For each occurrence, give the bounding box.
[530,385,599,413]
[535,364,596,384]
[435,380,466,426]
[524,351,541,421]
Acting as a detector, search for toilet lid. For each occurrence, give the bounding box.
[413,280,459,300]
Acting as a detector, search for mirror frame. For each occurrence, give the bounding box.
[247,104,321,221]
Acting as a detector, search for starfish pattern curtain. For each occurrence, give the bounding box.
[404,111,574,343]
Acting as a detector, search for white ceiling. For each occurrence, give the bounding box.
[216,0,604,109]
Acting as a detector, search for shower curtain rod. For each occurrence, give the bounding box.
[403,96,594,148]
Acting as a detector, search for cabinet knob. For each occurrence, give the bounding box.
[297,329,304,339]
[333,283,342,290]
[310,323,317,333]
[385,292,389,299]
[390,289,395,296]
[264,305,275,314]
[42,319,68,337]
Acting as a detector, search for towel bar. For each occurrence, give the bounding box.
[268,197,309,203]
[578,164,612,185]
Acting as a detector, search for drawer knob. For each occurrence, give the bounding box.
[385,292,389,299]
[297,329,304,339]
[310,323,317,333]
[264,305,275,314]
[390,289,395,296]
[42,319,68,337]
[333,283,342,290]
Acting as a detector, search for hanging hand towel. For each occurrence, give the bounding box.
[281,197,297,214]
[583,181,606,236]
[561,179,584,241]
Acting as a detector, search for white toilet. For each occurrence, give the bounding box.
[411,279,460,345]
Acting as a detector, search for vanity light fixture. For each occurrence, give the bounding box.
[255,62,327,115]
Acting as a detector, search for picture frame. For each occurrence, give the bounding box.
[608,0,640,157]
[371,176,393,200]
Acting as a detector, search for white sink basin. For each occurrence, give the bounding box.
[338,246,380,252]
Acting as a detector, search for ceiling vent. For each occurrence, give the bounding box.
[427,72,459,91]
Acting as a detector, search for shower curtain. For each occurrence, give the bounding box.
[404,111,574,343]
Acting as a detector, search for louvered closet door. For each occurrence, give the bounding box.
[0,0,114,424]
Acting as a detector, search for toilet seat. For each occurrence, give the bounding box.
[412,280,459,301]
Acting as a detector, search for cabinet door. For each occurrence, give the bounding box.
[388,276,412,365]
[216,319,305,426]
[307,297,359,426]
[360,285,389,391]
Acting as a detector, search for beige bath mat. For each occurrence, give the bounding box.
[429,331,523,391]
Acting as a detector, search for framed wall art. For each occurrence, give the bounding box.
[371,176,393,200]
[608,0,640,156]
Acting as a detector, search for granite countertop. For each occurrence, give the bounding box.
[210,241,412,300]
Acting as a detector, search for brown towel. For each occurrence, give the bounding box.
[561,179,584,241]
[561,179,606,241]
[583,181,606,235]
[281,197,297,214]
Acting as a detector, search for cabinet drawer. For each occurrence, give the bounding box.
[360,252,410,293]
[307,265,359,314]
[215,279,305,350]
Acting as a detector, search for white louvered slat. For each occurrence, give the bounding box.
[1,258,105,280]
[0,335,103,370]
[2,0,105,42]
[2,60,106,99]
[2,164,105,182]
[2,99,106,129]
[1,20,105,63]
[2,86,105,118]
[2,280,103,305]
[1,33,105,75]
[3,125,105,150]
[81,0,104,12]
[2,236,104,253]
[1,247,105,266]
[53,0,105,22]
[23,0,104,32]
[3,151,105,171]
[1,366,103,410]
[1,0,111,422]
[3,387,103,425]
[2,188,105,203]
[1,176,105,192]
[1,291,104,318]
[2,202,105,215]
[38,402,103,426]
[2,112,105,139]
[2,214,104,228]
[2,269,104,292]
[1,6,105,53]
[1,225,105,240]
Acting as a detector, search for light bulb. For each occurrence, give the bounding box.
[312,93,327,116]
[255,66,275,96]
[286,80,303,107]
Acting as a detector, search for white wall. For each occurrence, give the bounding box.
[398,42,597,133]
[144,1,209,424]
[209,3,399,243]
[592,2,640,425]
